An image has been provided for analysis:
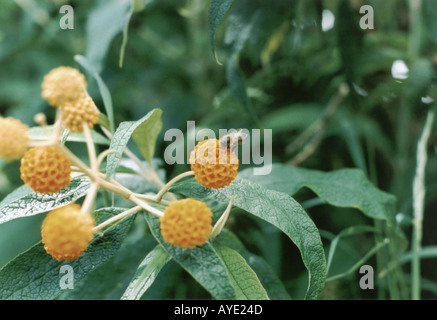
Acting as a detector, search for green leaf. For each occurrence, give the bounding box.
[131,109,163,166]
[121,245,171,300]
[74,54,115,133]
[132,0,147,13]
[171,177,327,299]
[0,176,91,225]
[239,164,397,223]
[28,126,110,145]
[224,4,260,126]
[213,243,269,300]
[0,208,135,299]
[239,164,408,260]
[213,229,291,300]
[59,220,157,299]
[106,109,163,178]
[144,213,236,300]
[208,0,234,58]
[262,103,323,136]
[85,0,132,72]
[119,0,149,68]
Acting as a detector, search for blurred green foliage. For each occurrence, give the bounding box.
[0,0,436,299]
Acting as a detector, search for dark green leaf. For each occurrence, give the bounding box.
[144,213,236,300]
[59,220,157,300]
[214,243,269,300]
[0,208,135,299]
[208,0,234,57]
[171,177,326,299]
[213,229,291,300]
[239,164,397,223]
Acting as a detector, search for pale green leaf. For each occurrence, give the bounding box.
[132,0,147,13]
[121,245,170,300]
[29,126,110,145]
[85,0,132,72]
[0,176,91,225]
[105,109,162,178]
[131,109,163,166]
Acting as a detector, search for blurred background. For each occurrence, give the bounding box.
[0,0,436,299]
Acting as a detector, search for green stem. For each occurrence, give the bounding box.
[155,171,194,202]
[408,0,423,59]
[411,109,435,300]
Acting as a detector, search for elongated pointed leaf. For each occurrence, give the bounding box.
[239,164,397,223]
[214,243,269,300]
[121,245,170,300]
[208,0,234,57]
[85,0,132,72]
[144,214,236,300]
[0,176,91,225]
[0,208,135,299]
[171,177,326,299]
[239,164,407,261]
[106,109,162,178]
[213,229,291,300]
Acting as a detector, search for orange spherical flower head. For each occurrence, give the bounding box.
[62,94,100,132]
[0,117,29,161]
[160,198,213,248]
[41,204,95,261]
[20,146,71,194]
[41,66,87,107]
[189,138,239,189]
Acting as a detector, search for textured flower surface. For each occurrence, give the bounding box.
[62,94,100,132]
[20,146,71,194]
[0,116,29,161]
[41,204,95,261]
[190,138,239,189]
[160,198,213,248]
[41,66,87,107]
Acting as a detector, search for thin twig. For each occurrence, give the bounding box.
[411,108,435,300]
[155,171,194,202]
[92,205,143,232]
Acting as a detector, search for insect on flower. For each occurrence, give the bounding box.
[219,129,248,151]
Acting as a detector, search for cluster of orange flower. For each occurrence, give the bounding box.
[0,66,239,261]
